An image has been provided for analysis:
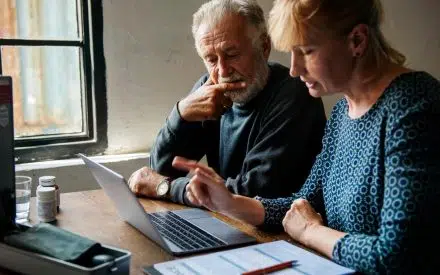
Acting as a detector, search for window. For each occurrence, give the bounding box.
[0,0,107,163]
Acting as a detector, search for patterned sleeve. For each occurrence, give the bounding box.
[256,145,326,228]
[332,76,440,274]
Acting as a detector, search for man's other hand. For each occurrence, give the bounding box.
[127,167,167,198]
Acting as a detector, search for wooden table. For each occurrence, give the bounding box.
[0,190,295,275]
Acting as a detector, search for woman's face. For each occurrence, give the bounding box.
[290,32,355,98]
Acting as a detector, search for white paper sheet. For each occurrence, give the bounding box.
[153,240,355,275]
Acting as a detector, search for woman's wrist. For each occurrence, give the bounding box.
[299,223,346,259]
[225,195,265,226]
[302,223,323,247]
[220,194,240,216]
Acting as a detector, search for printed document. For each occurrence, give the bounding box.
[153,240,355,275]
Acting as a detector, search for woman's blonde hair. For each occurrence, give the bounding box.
[268,0,405,67]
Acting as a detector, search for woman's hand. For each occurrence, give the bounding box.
[172,156,235,213]
[282,199,324,245]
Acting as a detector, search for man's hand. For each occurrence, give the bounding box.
[282,199,324,245]
[172,156,235,213]
[178,77,246,121]
[127,167,168,198]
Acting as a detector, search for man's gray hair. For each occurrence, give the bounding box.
[192,0,267,50]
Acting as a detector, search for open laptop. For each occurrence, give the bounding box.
[79,154,256,256]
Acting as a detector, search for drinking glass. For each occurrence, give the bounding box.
[15,175,32,223]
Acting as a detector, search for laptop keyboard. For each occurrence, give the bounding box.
[149,211,226,251]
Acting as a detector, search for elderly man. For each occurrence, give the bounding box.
[128,0,326,205]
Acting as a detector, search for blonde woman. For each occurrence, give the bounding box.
[172,0,440,273]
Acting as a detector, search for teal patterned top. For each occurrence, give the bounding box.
[257,72,440,274]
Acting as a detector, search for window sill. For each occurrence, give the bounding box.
[16,152,149,171]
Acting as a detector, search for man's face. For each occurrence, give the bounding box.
[196,14,269,104]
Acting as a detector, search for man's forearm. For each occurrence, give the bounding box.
[169,177,190,205]
[150,105,188,175]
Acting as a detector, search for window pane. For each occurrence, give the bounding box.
[0,0,80,40]
[1,46,84,138]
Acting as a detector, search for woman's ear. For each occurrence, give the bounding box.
[348,24,369,58]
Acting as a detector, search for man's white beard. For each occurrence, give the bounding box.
[219,52,269,105]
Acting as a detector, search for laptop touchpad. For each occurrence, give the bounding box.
[173,209,254,245]
[172,208,212,219]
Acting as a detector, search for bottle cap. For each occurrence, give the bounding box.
[39,175,56,187]
[37,186,56,200]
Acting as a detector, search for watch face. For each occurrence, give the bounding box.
[157,180,169,196]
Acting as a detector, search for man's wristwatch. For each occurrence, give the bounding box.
[156,177,171,199]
